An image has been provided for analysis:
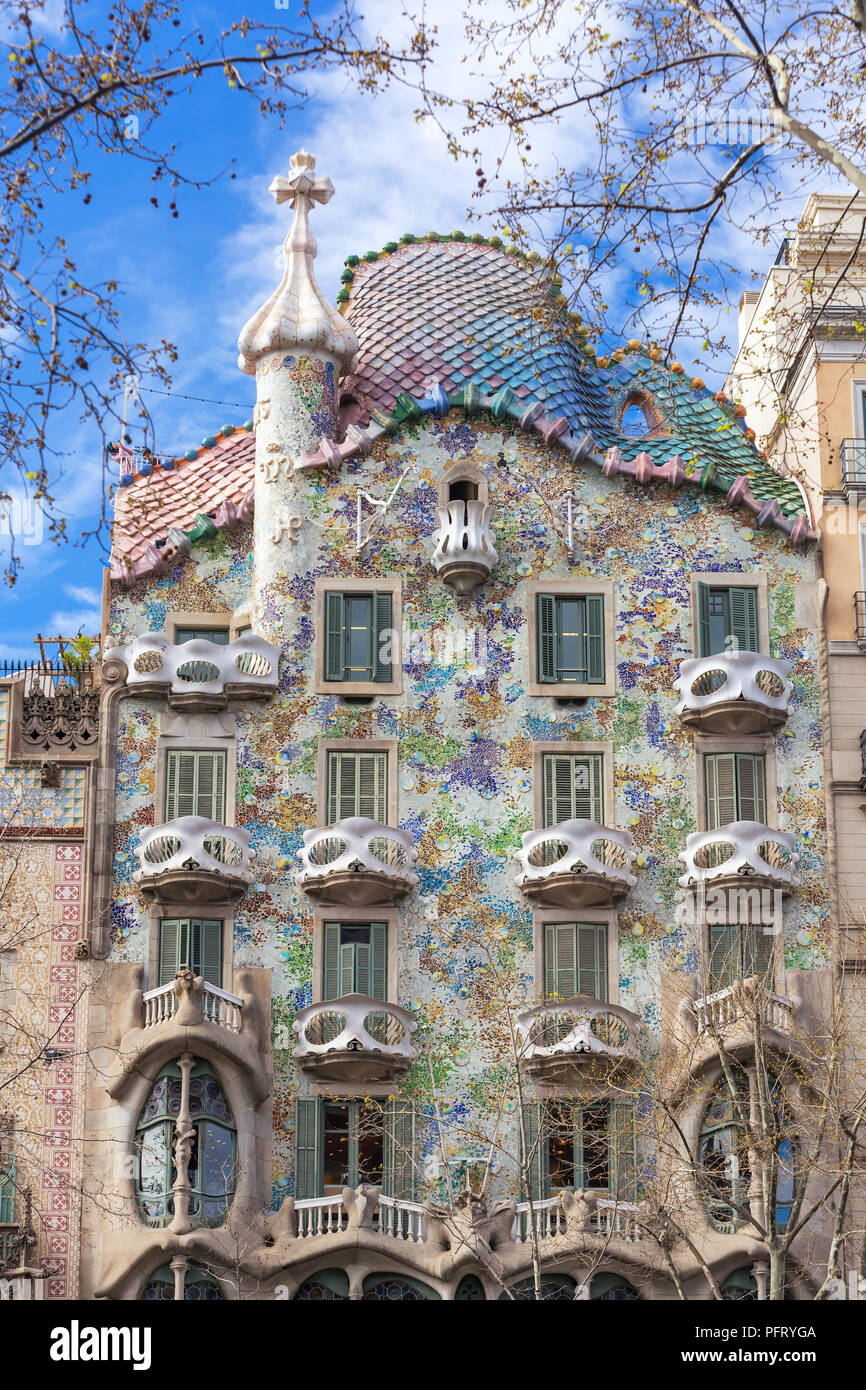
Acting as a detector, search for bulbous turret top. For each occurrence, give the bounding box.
[238,150,358,375]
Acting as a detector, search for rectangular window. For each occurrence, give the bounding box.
[324,590,393,683]
[544,921,608,1002]
[704,753,767,829]
[697,584,759,657]
[326,750,388,824]
[542,752,604,826]
[525,1100,637,1202]
[164,750,227,823]
[294,1098,415,1202]
[0,1154,15,1224]
[709,923,773,991]
[322,921,387,1001]
[537,593,605,685]
[175,626,230,645]
[158,919,222,987]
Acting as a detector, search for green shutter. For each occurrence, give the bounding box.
[736,754,766,823]
[197,920,222,987]
[325,592,345,681]
[327,751,387,824]
[0,1156,15,1224]
[585,595,605,684]
[537,594,557,683]
[294,1098,322,1201]
[370,922,387,1002]
[383,1099,416,1199]
[709,923,736,990]
[545,922,577,1000]
[340,942,356,995]
[710,923,772,988]
[742,924,772,980]
[323,923,341,1001]
[697,582,712,658]
[704,754,738,830]
[611,1101,638,1202]
[577,923,607,1000]
[373,591,393,683]
[164,750,226,822]
[729,587,759,653]
[159,920,183,986]
[543,754,603,826]
[524,1100,550,1202]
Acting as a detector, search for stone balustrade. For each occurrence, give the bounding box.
[142,979,244,1033]
[693,980,794,1036]
[515,818,637,907]
[674,651,792,734]
[296,817,418,904]
[134,815,254,903]
[431,498,498,592]
[103,632,279,708]
[292,993,417,1083]
[678,820,798,893]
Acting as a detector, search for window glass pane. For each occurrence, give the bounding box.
[346,595,373,679]
[582,1104,610,1188]
[547,1102,575,1191]
[175,627,230,645]
[358,1104,384,1186]
[556,597,587,681]
[707,590,729,655]
[323,1104,351,1193]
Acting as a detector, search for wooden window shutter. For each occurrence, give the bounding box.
[370,922,387,1001]
[537,594,557,683]
[697,582,712,658]
[323,923,341,1001]
[545,922,577,1000]
[742,923,772,979]
[543,754,604,825]
[340,942,356,995]
[195,919,222,987]
[708,923,736,991]
[383,1099,416,1199]
[325,591,345,681]
[166,750,226,822]
[0,1156,15,1224]
[729,587,759,653]
[735,754,766,823]
[373,591,393,683]
[158,919,184,986]
[524,1100,550,1202]
[611,1100,638,1202]
[585,594,605,683]
[705,753,738,830]
[294,1098,322,1201]
[357,752,387,822]
[577,923,607,1000]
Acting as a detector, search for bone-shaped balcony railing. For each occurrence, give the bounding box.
[678,820,798,890]
[693,981,794,1035]
[292,993,417,1068]
[142,979,244,1032]
[134,816,254,887]
[515,819,637,897]
[674,651,792,725]
[431,499,498,589]
[296,818,418,894]
[103,632,279,702]
[510,1193,645,1243]
[516,995,640,1066]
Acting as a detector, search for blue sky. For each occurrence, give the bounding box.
[0,0,834,660]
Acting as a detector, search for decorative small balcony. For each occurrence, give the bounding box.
[674,651,793,735]
[516,996,640,1080]
[431,499,498,593]
[515,819,637,908]
[511,1193,645,1243]
[293,1191,427,1241]
[693,980,793,1037]
[103,632,279,709]
[678,820,798,896]
[840,438,866,496]
[296,817,418,905]
[142,978,244,1033]
[134,815,254,904]
[292,993,417,1083]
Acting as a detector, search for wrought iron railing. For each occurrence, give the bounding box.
[841,439,866,490]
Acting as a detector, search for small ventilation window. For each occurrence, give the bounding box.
[448,478,479,503]
[620,403,649,437]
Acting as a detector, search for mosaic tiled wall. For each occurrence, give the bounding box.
[0,689,88,1297]
[106,414,825,1203]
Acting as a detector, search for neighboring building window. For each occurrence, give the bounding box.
[324,590,393,683]
[135,1060,236,1228]
[541,751,604,826]
[143,1264,224,1300]
[159,919,222,988]
[175,626,230,645]
[322,921,387,1001]
[326,749,388,824]
[536,593,605,685]
[708,923,772,991]
[524,1099,637,1203]
[0,1153,15,1224]
[704,752,766,828]
[164,749,227,822]
[294,1097,415,1201]
[544,921,608,1001]
[697,583,759,657]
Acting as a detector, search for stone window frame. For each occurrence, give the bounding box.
[525,579,616,699]
[315,737,400,828]
[167,609,249,644]
[689,572,770,659]
[437,459,490,508]
[153,712,239,829]
[693,733,779,833]
[313,576,403,698]
[531,904,621,1008]
[531,739,615,829]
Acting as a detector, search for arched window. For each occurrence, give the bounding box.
[721,1268,758,1301]
[620,403,649,437]
[295,1270,350,1301]
[499,1275,576,1301]
[362,1274,440,1301]
[591,1272,638,1301]
[135,1059,236,1228]
[143,1263,223,1301]
[454,1274,487,1300]
[698,1069,751,1232]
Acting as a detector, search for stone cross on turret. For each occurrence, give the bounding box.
[237,150,358,624]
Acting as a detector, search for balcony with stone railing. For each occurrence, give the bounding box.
[678,821,798,897]
[515,819,637,908]
[134,816,254,904]
[142,976,244,1033]
[296,818,418,905]
[511,1192,645,1244]
[516,996,640,1080]
[674,651,793,735]
[431,499,498,593]
[292,993,417,1084]
[694,979,793,1036]
[103,632,280,710]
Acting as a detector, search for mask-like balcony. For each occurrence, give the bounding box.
[678,821,798,896]
[431,499,498,594]
[515,819,637,908]
[292,994,417,1084]
[103,632,279,710]
[296,818,418,905]
[674,651,792,735]
[516,996,640,1080]
[142,978,244,1033]
[134,816,254,904]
